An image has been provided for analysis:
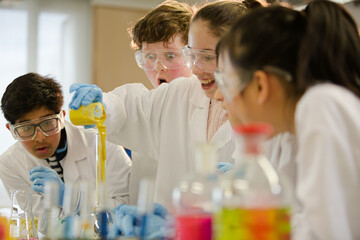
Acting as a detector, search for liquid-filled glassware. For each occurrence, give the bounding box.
[10,190,38,240]
[172,143,218,240]
[213,124,292,240]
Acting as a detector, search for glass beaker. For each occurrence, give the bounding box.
[10,190,38,240]
[69,102,106,126]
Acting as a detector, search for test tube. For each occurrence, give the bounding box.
[78,181,95,239]
[62,183,80,239]
[43,181,60,239]
[137,178,155,239]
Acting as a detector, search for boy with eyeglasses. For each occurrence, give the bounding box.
[129,0,194,88]
[0,73,131,227]
[126,0,194,205]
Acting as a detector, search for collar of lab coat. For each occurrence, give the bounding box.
[59,121,88,183]
[188,77,233,149]
[188,76,208,109]
[19,121,87,184]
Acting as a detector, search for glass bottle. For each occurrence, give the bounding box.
[172,143,218,240]
[9,190,38,240]
[213,123,292,240]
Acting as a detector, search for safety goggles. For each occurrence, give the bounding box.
[181,45,217,73]
[135,49,187,71]
[9,110,64,141]
[214,66,293,102]
[214,69,251,102]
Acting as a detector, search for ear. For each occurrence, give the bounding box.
[6,123,17,140]
[59,110,66,128]
[253,70,271,105]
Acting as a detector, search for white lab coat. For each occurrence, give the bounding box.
[231,131,297,187]
[128,151,157,205]
[231,131,299,216]
[265,132,298,191]
[0,121,132,218]
[103,76,235,211]
[293,83,360,239]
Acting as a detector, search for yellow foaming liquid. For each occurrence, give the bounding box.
[70,102,106,126]
[70,103,107,204]
[215,207,291,240]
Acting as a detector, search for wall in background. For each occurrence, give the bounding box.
[0,0,92,207]
[92,5,151,91]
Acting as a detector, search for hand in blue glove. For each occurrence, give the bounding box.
[217,162,234,173]
[29,166,65,206]
[108,203,168,239]
[69,83,103,110]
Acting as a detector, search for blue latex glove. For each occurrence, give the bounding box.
[69,83,103,110]
[217,162,234,173]
[29,166,65,206]
[108,203,168,239]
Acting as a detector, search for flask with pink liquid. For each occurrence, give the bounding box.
[172,143,219,240]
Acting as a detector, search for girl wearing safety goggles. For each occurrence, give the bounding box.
[214,2,360,239]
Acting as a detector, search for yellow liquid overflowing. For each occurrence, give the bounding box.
[70,103,107,205]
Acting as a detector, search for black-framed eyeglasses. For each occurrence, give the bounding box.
[10,111,64,141]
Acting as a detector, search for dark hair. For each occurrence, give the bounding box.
[129,0,194,50]
[217,1,360,98]
[1,73,64,124]
[297,0,360,96]
[191,0,262,38]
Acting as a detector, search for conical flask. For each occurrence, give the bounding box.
[172,143,218,240]
[9,190,38,240]
[213,123,292,240]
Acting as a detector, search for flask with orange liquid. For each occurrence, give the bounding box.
[0,215,11,240]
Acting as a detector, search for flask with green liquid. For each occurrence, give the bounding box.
[213,123,292,240]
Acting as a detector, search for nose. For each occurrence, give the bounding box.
[33,127,46,142]
[214,88,224,102]
[155,61,167,72]
[191,61,204,76]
